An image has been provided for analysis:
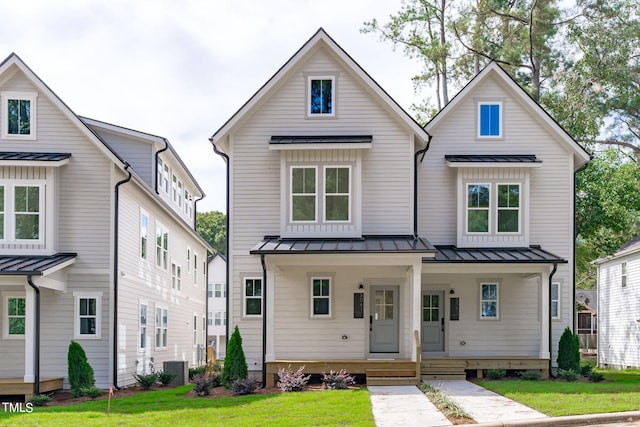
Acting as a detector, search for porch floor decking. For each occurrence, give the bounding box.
[0,378,64,401]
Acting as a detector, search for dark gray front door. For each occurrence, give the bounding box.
[369,286,399,353]
[422,291,444,352]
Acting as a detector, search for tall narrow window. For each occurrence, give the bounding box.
[309,77,334,115]
[551,283,560,319]
[74,292,102,339]
[467,184,490,233]
[155,307,168,349]
[193,314,198,346]
[2,92,36,139]
[171,262,182,290]
[480,283,498,319]
[156,223,168,270]
[139,303,148,350]
[14,186,40,240]
[184,190,193,218]
[622,262,628,287]
[140,210,149,260]
[478,102,501,137]
[311,278,331,317]
[244,278,262,316]
[193,253,198,286]
[214,283,225,298]
[324,167,350,221]
[291,167,316,221]
[157,159,169,193]
[207,283,213,298]
[207,311,213,326]
[5,296,25,337]
[497,184,520,232]
[177,181,184,208]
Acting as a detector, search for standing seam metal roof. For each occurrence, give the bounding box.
[0,253,77,275]
[250,236,435,254]
[423,245,566,263]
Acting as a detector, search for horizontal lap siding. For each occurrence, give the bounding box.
[92,130,154,186]
[0,284,25,375]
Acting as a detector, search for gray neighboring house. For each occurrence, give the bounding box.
[0,53,211,400]
[594,236,640,368]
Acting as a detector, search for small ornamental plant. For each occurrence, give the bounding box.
[192,373,217,396]
[133,372,159,390]
[558,368,579,381]
[518,370,541,381]
[231,378,260,395]
[486,369,506,379]
[277,365,311,392]
[557,327,580,373]
[67,341,96,397]
[321,369,356,390]
[28,394,51,407]
[158,370,177,386]
[222,326,248,387]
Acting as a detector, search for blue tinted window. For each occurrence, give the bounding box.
[479,104,500,136]
[310,79,332,114]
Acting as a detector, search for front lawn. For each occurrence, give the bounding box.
[477,369,640,416]
[0,385,375,426]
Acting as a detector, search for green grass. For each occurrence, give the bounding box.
[0,385,375,426]
[477,369,640,416]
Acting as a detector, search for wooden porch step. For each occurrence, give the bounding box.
[367,377,419,386]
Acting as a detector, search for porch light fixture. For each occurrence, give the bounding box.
[450,289,455,294]
[358,283,364,289]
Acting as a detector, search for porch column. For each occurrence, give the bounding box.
[24,285,35,383]
[539,273,550,359]
[411,261,422,362]
[264,266,276,362]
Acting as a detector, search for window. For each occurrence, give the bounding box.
[207,311,213,326]
[467,184,490,233]
[0,186,4,240]
[140,210,149,260]
[186,248,191,273]
[214,283,225,298]
[14,185,41,240]
[74,292,102,339]
[155,306,168,349]
[291,167,317,221]
[157,158,169,194]
[193,253,198,286]
[184,190,193,218]
[2,92,37,139]
[171,262,182,290]
[156,223,168,270]
[311,278,331,317]
[214,312,222,326]
[193,314,197,346]
[551,283,560,319]
[172,175,183,207]
[244,278,262,317]
[177,181,184,208]
[3,294,25,338]
[622,262,627,288]
[497,184,520,232]
[308,77,334,116]
[324,167,350,221]
[207,283,213,298]
[480,283,498,319]
[139,303,148,350]
[478,102,502,138]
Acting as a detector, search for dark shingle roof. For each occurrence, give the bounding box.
[250,235,435,254]
[0,253,77,275]
[270,135,372,145]
[423,245,565,263]
[445,154,540,163]
[0,152,71,162]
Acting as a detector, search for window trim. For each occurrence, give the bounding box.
[551,282,560,320]
[193,252,198,286]
[621,261,628,288]
[73,291,102,339]
[496,183,521,234]
[307,75,335,117]
[290,166,318,223]
[155,305,168,350]
[139,301,148,352]
[477,101,503,139]
[140,209,149,261]
[192,313,198,347]
[243,277,263,318]
[466,183,491,234]
[479,282,499,320]
[3,292,26,339]
[155,222,169,271]
[207,283,213,299]
[310,277,332,318]
[323,165,351,223]
[2,91,37,140]
[171,261,182,291]
[207,311,213,326]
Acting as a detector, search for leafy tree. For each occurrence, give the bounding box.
[557,327,580,373]
[67,340,95,397]
[196,210,226,255]
[222,326,248,388]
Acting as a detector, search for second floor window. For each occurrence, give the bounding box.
[467,183,521,234]
[291,167,316,221]
[622,262,628,287]
[325,167,350,221]
[291,166,351,223]
[0,183,44,243]
[140,210,149,260]
[156,223,169,270]
[467,184,490,233]
[171,262,182,290]
[157,158,169,193]
[497,184,520,232]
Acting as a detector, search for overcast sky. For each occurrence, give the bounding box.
[0,0,424,212]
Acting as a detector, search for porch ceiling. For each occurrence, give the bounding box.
[423,245,566,264]
[250,235,435,255]
[0,253,77,276]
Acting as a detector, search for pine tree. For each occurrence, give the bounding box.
[67,340,96,397]
[222,326,248,387]
[557,327,580,373]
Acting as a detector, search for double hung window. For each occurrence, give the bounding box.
[3,294,25,338]
[291,166,351,223]
[311,278,331,317]
[2,92,37,139]
[244,278,262,317]
[155,307,168,349]
[480,283,498,319]
[466,183,520,234]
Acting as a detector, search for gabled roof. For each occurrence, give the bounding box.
[592,235,640,264]
[576,289,597,312]
[425,62,590,169]
[210,28,430,149]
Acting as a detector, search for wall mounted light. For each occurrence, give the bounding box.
[450,289,455,294]
[358,283,364,290]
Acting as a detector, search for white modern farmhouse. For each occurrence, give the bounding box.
[209,29,590,386]
[594,236,640,368]
[0,53,211,399]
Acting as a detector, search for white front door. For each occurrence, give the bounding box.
[369,286,399,353]
[422,291,444,352]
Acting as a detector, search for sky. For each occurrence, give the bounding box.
[0,0,425,213]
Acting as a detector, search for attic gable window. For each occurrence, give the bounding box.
[2,92,37,140]
[478,102,502,138]
[308,76,334,116]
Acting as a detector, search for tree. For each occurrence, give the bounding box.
[196,210,226,255]
[557,326,580,373]
[222,326,248,387]
[67,340,95,397]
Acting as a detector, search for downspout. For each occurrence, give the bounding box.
[413,135,433,238]
[209,138,230,344]
[154,140,169,194]
[113,163,132,389]
[260,254,267,386]
[548,262,558,377]
[26,274,40,395]
[193,194,204,229]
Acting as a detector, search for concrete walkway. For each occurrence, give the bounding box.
[368,385,451,427]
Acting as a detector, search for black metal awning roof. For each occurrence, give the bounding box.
[445,154,540,163]
[0,152,72,162]
[251,235,435,255]
[423,245,566,263]
[0,253,77,275]
[270,135,373,145]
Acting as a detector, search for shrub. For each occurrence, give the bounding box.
[557,327,580,373]
[581,363,594,377]
[80,386,103,398]
[157,370,177,386]
[321,369,356,390]
[189,366,208,381]
[133,372,159,390]
[558,368,579,381]
[222,326,248,387]
[28,394,51,407]
[277,365,310,392]
[588,371,605,382]
[192,373,217,396]
[486,369,506,379]
[67,341,96,397]
[231,378,260,395]
[518,370,541,381]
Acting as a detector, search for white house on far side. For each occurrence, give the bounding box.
[207,253,227,359]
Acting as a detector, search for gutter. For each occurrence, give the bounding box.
[193,193,204,229]
[548,262,558,377]
[113,164,132,389]
[154,140,169,194]
[413,135,433,238]
[26,274,40,395]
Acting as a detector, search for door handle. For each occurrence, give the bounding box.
[369,315,373,331]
